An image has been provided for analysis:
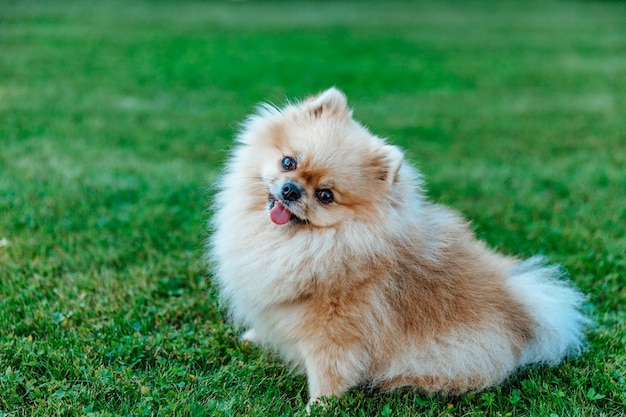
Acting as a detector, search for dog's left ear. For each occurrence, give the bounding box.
[305,87,351,118]
[381,144,403,184]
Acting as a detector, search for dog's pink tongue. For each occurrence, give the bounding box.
[270,201,292,225]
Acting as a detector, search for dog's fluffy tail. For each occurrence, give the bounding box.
[507,257,589,367]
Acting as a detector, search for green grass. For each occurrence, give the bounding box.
[1,0,625,415]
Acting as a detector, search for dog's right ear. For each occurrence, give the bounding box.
[304,87,351,119]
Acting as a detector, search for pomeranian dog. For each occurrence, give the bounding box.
[210,88,587,407]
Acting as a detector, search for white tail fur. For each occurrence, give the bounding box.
[507,257,589,367]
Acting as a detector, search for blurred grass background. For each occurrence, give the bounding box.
[1,1,625,416]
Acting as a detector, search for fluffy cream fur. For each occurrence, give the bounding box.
[209,88,587,406]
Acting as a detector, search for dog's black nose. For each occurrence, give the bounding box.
[281,183,301,202]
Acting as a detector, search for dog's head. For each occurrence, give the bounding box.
[236,87,404,228]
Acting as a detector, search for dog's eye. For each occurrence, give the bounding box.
[281,156,297,171]
[315,189,334,204]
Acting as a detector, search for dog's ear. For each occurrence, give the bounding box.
[381,144,404,184]
[304,87,351,118]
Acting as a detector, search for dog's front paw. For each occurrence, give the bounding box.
[241,329,260,344]
[305,397,328,414]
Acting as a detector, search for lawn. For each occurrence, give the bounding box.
[1,0,625,416]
